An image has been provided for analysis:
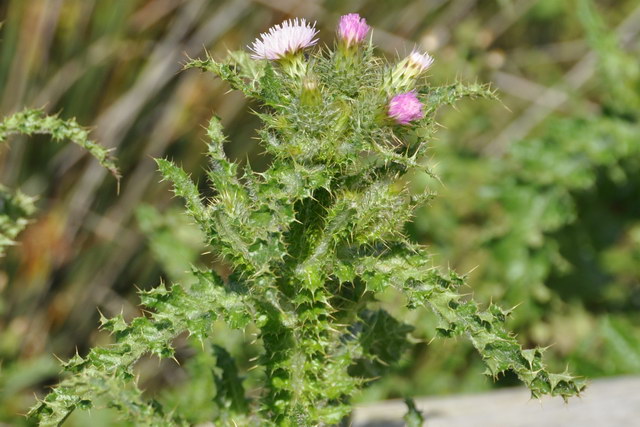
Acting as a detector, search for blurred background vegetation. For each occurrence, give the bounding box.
[1,0,639,425]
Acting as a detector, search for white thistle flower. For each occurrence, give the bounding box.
[249,18,319,60]
[407,50,435,72]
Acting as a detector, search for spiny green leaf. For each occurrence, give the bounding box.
[0,185,35,257]
[0,108,119,178]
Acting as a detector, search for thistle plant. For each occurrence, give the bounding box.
[29,14,584,426]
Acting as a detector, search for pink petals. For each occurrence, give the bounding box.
[388,91,424,124]
[337,13,370,46]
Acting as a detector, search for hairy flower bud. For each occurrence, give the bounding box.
[384,50,435,92]
[387,91,424,124]
[300,74,321,107]
[337,13,369,47]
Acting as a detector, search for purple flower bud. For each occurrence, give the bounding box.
[337,13,369,46]
[387,91,424,124]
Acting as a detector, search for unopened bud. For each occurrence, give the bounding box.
[383,50,435,92]
[337,13,370,47]
[301,75,321,107]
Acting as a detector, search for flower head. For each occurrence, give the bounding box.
[337,13,369,46]
[249,18,319,60]
[407,50,434,72]
[387,91,424,124]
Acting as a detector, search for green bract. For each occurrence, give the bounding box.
[29,25,584,426]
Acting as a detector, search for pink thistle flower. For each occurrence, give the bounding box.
[249,18,319,60]
[387,91,424,124]
[337,13,369,46]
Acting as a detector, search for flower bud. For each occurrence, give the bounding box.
[337,13,370,47]
[384,50,435,91]
[300,75,321,107]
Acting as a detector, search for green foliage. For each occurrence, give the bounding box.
[0,109,120,179]
[0,184,35,257]
[30,270,250,426]
[399,0,640,395]
[345,244,583,399]
[29,22,584,426]
[212,344,250,416]
[0,109,120,258]
[135,204,205,282]
[403,398,424,427]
